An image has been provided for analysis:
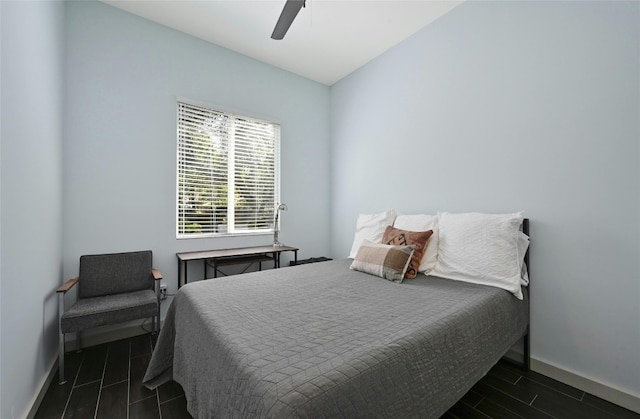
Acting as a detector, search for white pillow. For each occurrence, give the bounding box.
[348,209,397,258]
[432,212,525,299]
[393,214,439,274]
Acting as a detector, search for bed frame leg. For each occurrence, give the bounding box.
[523,327,531,371]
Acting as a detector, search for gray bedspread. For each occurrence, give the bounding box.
[143,259,528,418]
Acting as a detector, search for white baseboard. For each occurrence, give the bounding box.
[25,358,58,419]
[531,357,640,414]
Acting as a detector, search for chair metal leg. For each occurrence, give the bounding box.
[58,293,66,385]
[523,327,531,371]
[155,282,161,334]
[157,301,161,333]
[59,333,66,385]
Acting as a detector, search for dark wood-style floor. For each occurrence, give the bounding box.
[35,333,191,419]
[35,333,639,419]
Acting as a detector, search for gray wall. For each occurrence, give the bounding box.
[63,1,331,297]
[330,1,639,398]
[1,1,65,417]
[1,1,330,417]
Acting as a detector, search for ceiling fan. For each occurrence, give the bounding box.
[271,0,306,40]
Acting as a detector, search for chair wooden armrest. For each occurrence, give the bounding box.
[152,269,163,280]
[56,277,79,293]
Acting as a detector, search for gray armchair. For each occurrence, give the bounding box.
[56,250,162,384]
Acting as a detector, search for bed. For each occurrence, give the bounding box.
[144,213,530,418]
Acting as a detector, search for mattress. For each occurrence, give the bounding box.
[143,259,528,418]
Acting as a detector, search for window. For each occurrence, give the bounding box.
[177,101,280,238]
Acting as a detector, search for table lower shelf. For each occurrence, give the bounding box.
[207,255,275,277]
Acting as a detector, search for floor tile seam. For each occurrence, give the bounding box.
[61,354,85,418]
[92,346,110,419]
[73,379,102,389]
[156,388,163,419]
[456,399,484,417]
[525,381,632,419]
[523,375,622,419]
[523,375,584,402]
[530,398,564,419]
[128,335,155,407]
[460,399,494,419]
[129,393,160,406]
[482,380,536,406]
[529,392,596,419]
[159,394,187,406]
[129,334,153,359]
[479,380,565,418]
[490,366,523,386]
[102,378,128,389]
[475,397,528,419]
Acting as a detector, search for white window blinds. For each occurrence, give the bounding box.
[177,101,280,237]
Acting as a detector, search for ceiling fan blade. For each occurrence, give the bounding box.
[271,0,305,40]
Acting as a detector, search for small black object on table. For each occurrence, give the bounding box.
[290,257,332,266]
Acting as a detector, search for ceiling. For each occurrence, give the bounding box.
[102,0,462,86]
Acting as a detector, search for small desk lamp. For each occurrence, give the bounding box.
[273,202,288,246]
